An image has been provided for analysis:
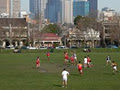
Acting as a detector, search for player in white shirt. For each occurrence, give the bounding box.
[73,52,77,64]
[106,55,111,66]
[84,56,88,68]
[62,68,69,88]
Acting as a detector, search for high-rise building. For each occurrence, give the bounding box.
[73,0,89,18]
[30,0,38,16]
[0,0,11,16]
[45,0,61,23]
[99,7,116,21]
[0,0,20,18]
[13,0,21,17]
[61,0,73,24]
[88,0,98,18]
[29,0,47,20]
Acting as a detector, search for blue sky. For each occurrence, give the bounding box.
[21,0,120,12]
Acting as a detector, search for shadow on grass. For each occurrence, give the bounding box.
[53,84,62,87]
[71,73,79,76]
[103,72,112,76]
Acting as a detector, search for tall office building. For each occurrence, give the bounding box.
[45,0,61,23]
[13,0,21,17]
[0,0,20,18]
[0,0,11,15]
[29,0,47,20]
[61,0,73,24]
[88,0,98,18]
[73,0,89,18]
[30,0,38,16]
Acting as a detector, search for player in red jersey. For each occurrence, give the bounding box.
[71,55,75,66]
[36,57,40,68]
[46,52,50,61]
[64,52,69,64]
[87,55,91,68]
[77,61,83,76]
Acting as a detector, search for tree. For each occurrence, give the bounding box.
[74,16,102,48]
[42,24,61,35]
[0,26,7,51]
[74,15,82,25]
[109,21,120,47]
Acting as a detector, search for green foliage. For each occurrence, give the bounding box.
[42,24,61,35]
[74,15,98,30]
[74,15,82,25]
[53,43,59,47]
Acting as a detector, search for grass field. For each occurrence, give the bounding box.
[0,51,120,90]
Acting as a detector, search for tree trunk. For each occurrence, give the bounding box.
[92,40,94,48]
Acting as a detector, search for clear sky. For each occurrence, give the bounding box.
[21,0,120,12]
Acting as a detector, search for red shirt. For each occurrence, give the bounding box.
[36,59,40,64]
[47,53,50,57]
[71,56,74,61]
[78,64,82,70]
[65,54,69,59]
[87,57,91,62]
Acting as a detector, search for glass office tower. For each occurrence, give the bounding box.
[45,0,61,23]
[73,0,89,18]
[88,0,98,18]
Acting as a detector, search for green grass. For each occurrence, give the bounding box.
[0,52,120,90]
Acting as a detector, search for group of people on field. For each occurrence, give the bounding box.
[35,52,118,88]
[64,51,93,68]
[36,52,50,68]
[106,55,118,75]
[62,54,118,88]
[64,51,77,66]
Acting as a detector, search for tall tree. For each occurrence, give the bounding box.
[42,24,61,35]
[74,16,102,48]
[109,21,120,46]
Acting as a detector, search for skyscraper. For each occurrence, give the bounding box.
[29,0,47,20]
[88,0,98,18]
[73,0,89,18]
[13,0,21,17]
[61,0,73,24]
[0,0,11,15]
[30,0,38,15]
[45,0,61,23]
[0,0,20,18]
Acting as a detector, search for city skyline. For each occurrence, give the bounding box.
[0,0,20,17]
[21,0,120,12]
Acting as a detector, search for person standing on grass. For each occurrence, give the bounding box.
[64,52,69,64]
[84,56,88,68]
[71,55,75,66]
[73,52,77,64]
[36,57,40,68]
[106,55,111,66]
[62,68,69,88]
[46,52,50,61]
[77,61,83,76]
[111,61,118,75]
[87,55,92,68]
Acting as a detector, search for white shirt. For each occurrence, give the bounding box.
[84,58,88,63]
[73,54,76,57]
[62,71,69,79]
